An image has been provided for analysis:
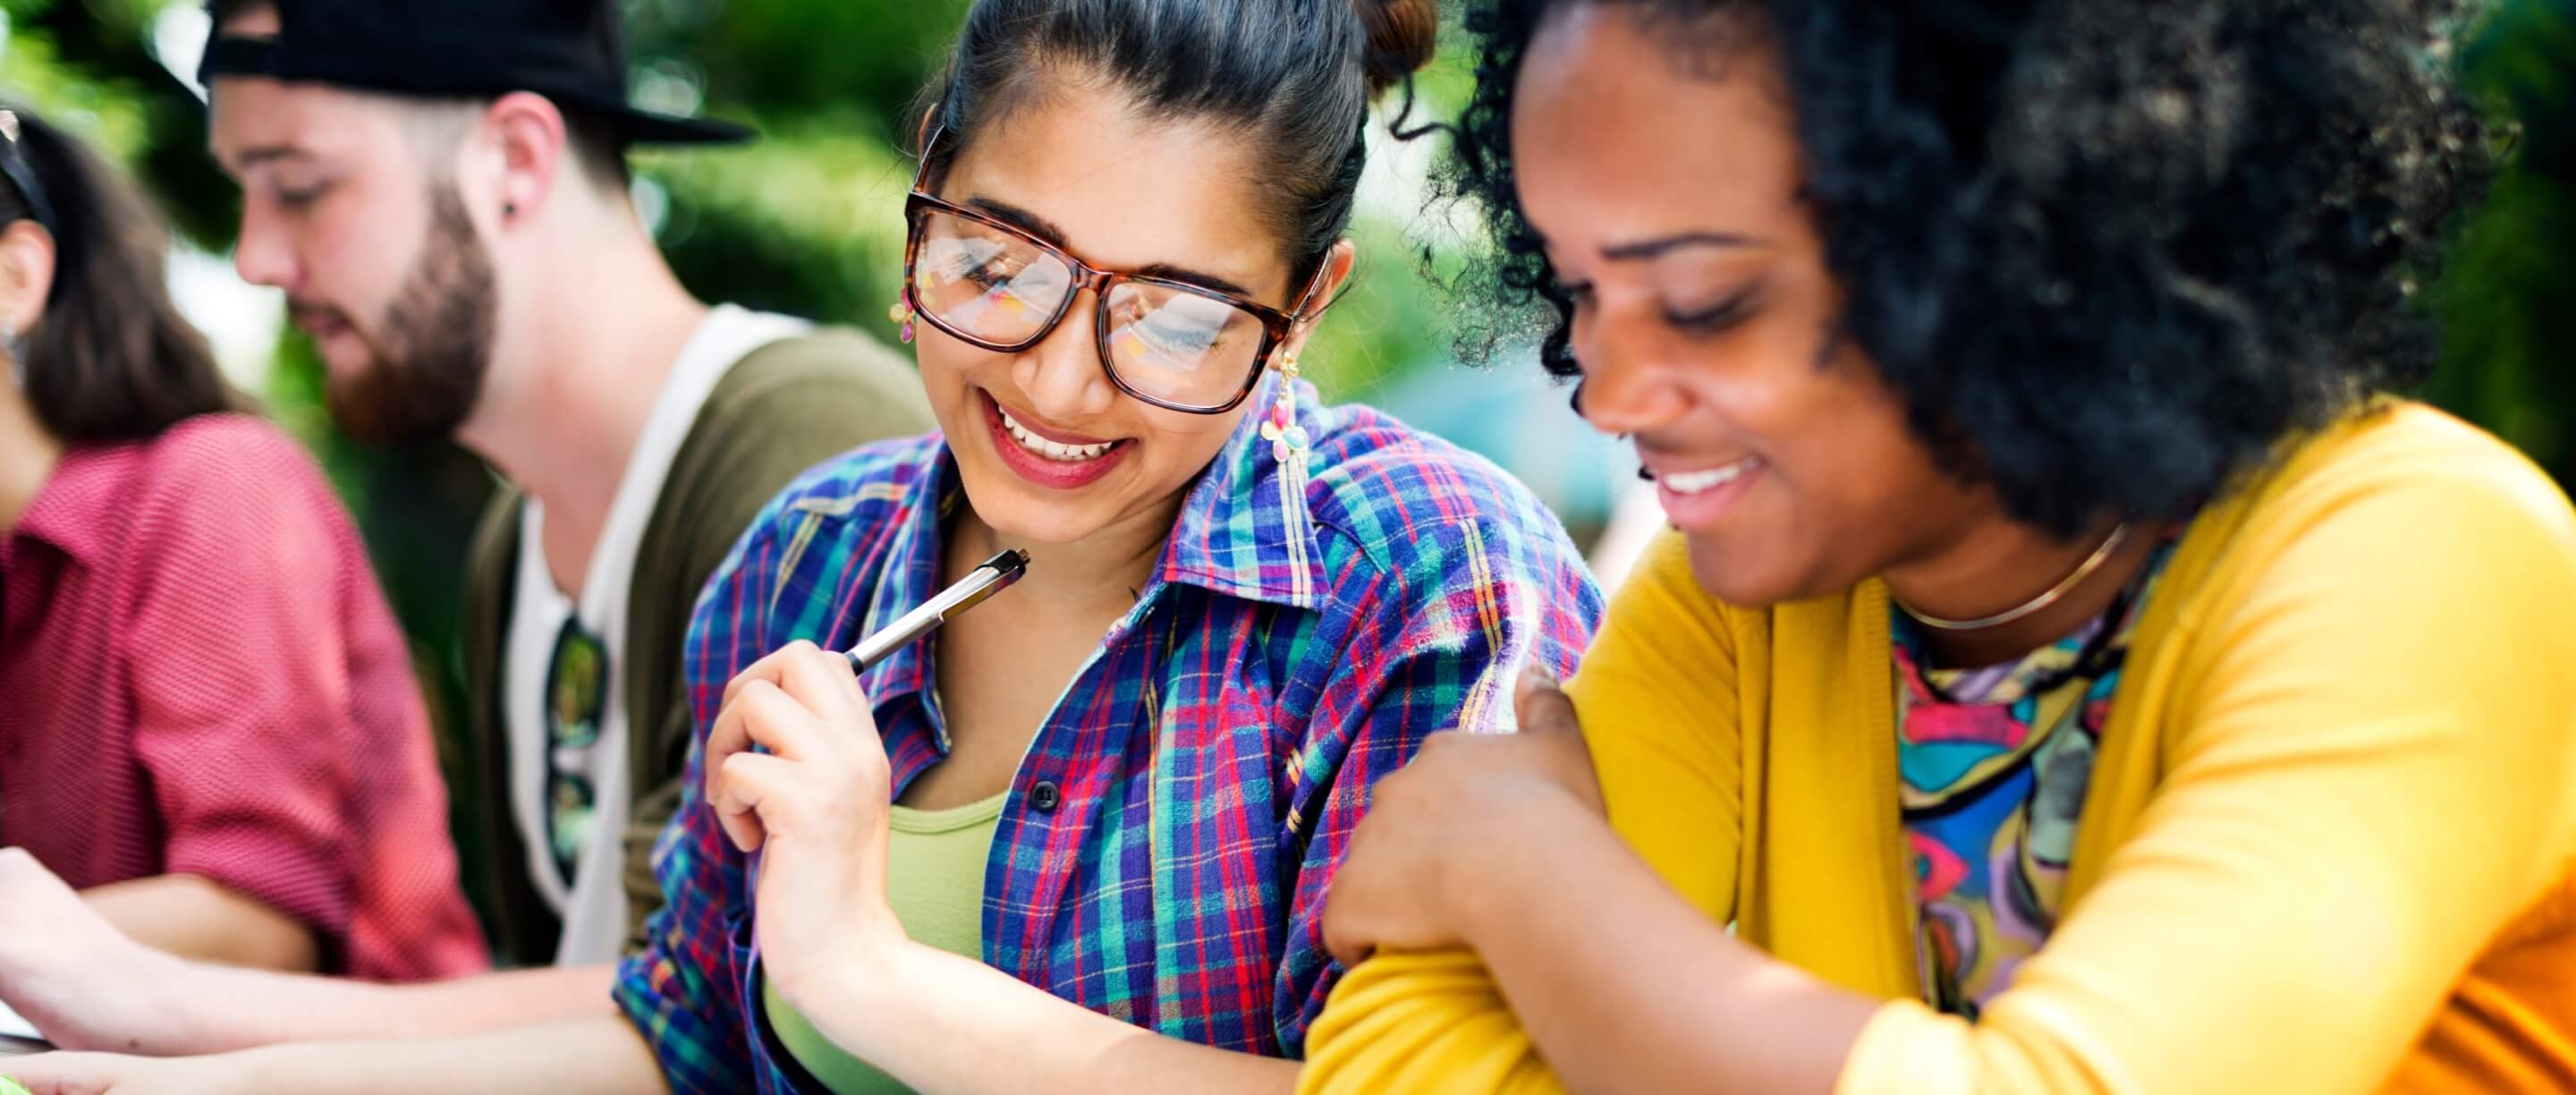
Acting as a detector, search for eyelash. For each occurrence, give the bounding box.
[275,183,330,209]
[1665,293,1757,335]
[1556,279,1757,337]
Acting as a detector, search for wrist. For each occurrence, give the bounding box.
[108,937,213,1054]
[1444,786,1598,948]
[196,1045,289,1095]
[775,934,925,1061]
[771,915,907,1010]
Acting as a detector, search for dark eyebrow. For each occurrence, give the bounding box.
[965,195,1070,248]
[230,146,311,171]
[1133,263,1256,301]
[966,194,1260,301]
[1600,231,1767,261]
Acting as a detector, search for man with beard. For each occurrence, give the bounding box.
[0,0,929,1054]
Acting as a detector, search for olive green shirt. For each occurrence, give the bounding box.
[457,327,932,965]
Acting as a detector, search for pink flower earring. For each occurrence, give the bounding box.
[1259,352,1310,467]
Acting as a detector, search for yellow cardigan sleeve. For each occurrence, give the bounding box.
[1839,469,2576,1093]
[1300,532,1742,1094]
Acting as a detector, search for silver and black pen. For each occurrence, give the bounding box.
[843,548,1031,671]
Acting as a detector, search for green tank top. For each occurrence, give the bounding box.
[761,790,1007,1093]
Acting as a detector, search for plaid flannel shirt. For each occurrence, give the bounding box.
[614,378,1603,1091]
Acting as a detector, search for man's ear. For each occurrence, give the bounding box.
[484,90,572,224]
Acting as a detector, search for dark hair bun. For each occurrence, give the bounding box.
[1356,0,1437,96]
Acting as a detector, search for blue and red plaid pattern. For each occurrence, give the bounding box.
[614,376,1602,1092]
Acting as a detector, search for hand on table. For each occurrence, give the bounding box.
[0,850,186,1054]
[1323,668,1607,966]
[706,641,906,1010]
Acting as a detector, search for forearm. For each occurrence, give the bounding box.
[1456,809,1876,1095]
[84,875,318,973]
[192,1014,664,1095]
[801,941,1298,1095]
[144,961,618,1056]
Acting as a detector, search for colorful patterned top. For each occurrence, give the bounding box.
[1894,539,2177,1015]
[613,376,1604,1093]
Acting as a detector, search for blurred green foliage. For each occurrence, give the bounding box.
[16,0,2576,914]
[1,0,1476,912]
[2431,0,2576,486]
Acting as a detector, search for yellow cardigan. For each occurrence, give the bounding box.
[1301,403,2576,1094]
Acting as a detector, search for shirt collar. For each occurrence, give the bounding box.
[852,373,1331,700]
[1155,370,1330,611]
[9,441,131,564]
[845,446,954,708]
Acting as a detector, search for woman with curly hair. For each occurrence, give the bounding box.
[1300,0,2576,1091]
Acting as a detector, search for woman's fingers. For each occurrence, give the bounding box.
[1322,924,1371,970]
[1321,870,1380,970]
[1513,665,1581,739]
[735,680,832,760]
[706,686,758,782]
[1322,770,1426,969]
[770,641,877,743]
[717,641,879,760]
[711,749,801,853]
[1319,673,1606,970]
[705,683,828,848]
[704,641,889,855]
[721,642,798,709]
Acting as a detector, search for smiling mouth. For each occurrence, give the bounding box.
[1655,456,1765,496]
[994,403,1120,463]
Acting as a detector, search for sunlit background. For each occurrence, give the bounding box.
[5,0,2574,893]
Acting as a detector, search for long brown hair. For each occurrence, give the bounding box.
[3,103,239,443]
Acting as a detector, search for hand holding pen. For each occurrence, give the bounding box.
[699,549,1029,1003]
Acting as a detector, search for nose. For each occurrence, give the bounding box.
[1569,305,1691,438]
[1013,288,1119,422]
[231,200,299,291]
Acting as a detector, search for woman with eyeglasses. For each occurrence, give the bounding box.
[614,0,1597,1083]
[0,104,485,984]
[0,2,1597,1092]
[1296,0,2576,1092]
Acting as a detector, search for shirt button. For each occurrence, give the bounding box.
[1029,781,1062,812]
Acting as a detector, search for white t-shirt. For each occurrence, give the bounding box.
[503,304,813,966]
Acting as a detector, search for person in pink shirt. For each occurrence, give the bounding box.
[0,102,485,983]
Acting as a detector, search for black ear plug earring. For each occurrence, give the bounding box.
[504,202,518,217]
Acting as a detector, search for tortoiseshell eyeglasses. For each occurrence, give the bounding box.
[900,133,1330,415]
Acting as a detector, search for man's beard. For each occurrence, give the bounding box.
[307,183,498,446]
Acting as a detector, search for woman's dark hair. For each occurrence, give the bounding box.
[915,0,1440,292]
[4,104,237,444]
[1442,0,2487,537]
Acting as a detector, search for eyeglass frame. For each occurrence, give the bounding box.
[539,614,609,887]
[898,132,1334,416]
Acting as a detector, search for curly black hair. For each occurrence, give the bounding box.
[1437,0,2488,536]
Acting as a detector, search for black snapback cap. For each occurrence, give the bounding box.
[198,0,753,146]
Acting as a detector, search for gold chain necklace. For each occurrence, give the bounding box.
[1893,523,2131,632]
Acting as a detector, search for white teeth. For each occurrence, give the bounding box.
[998,406,1115,463]
[1660,458,1761,496]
